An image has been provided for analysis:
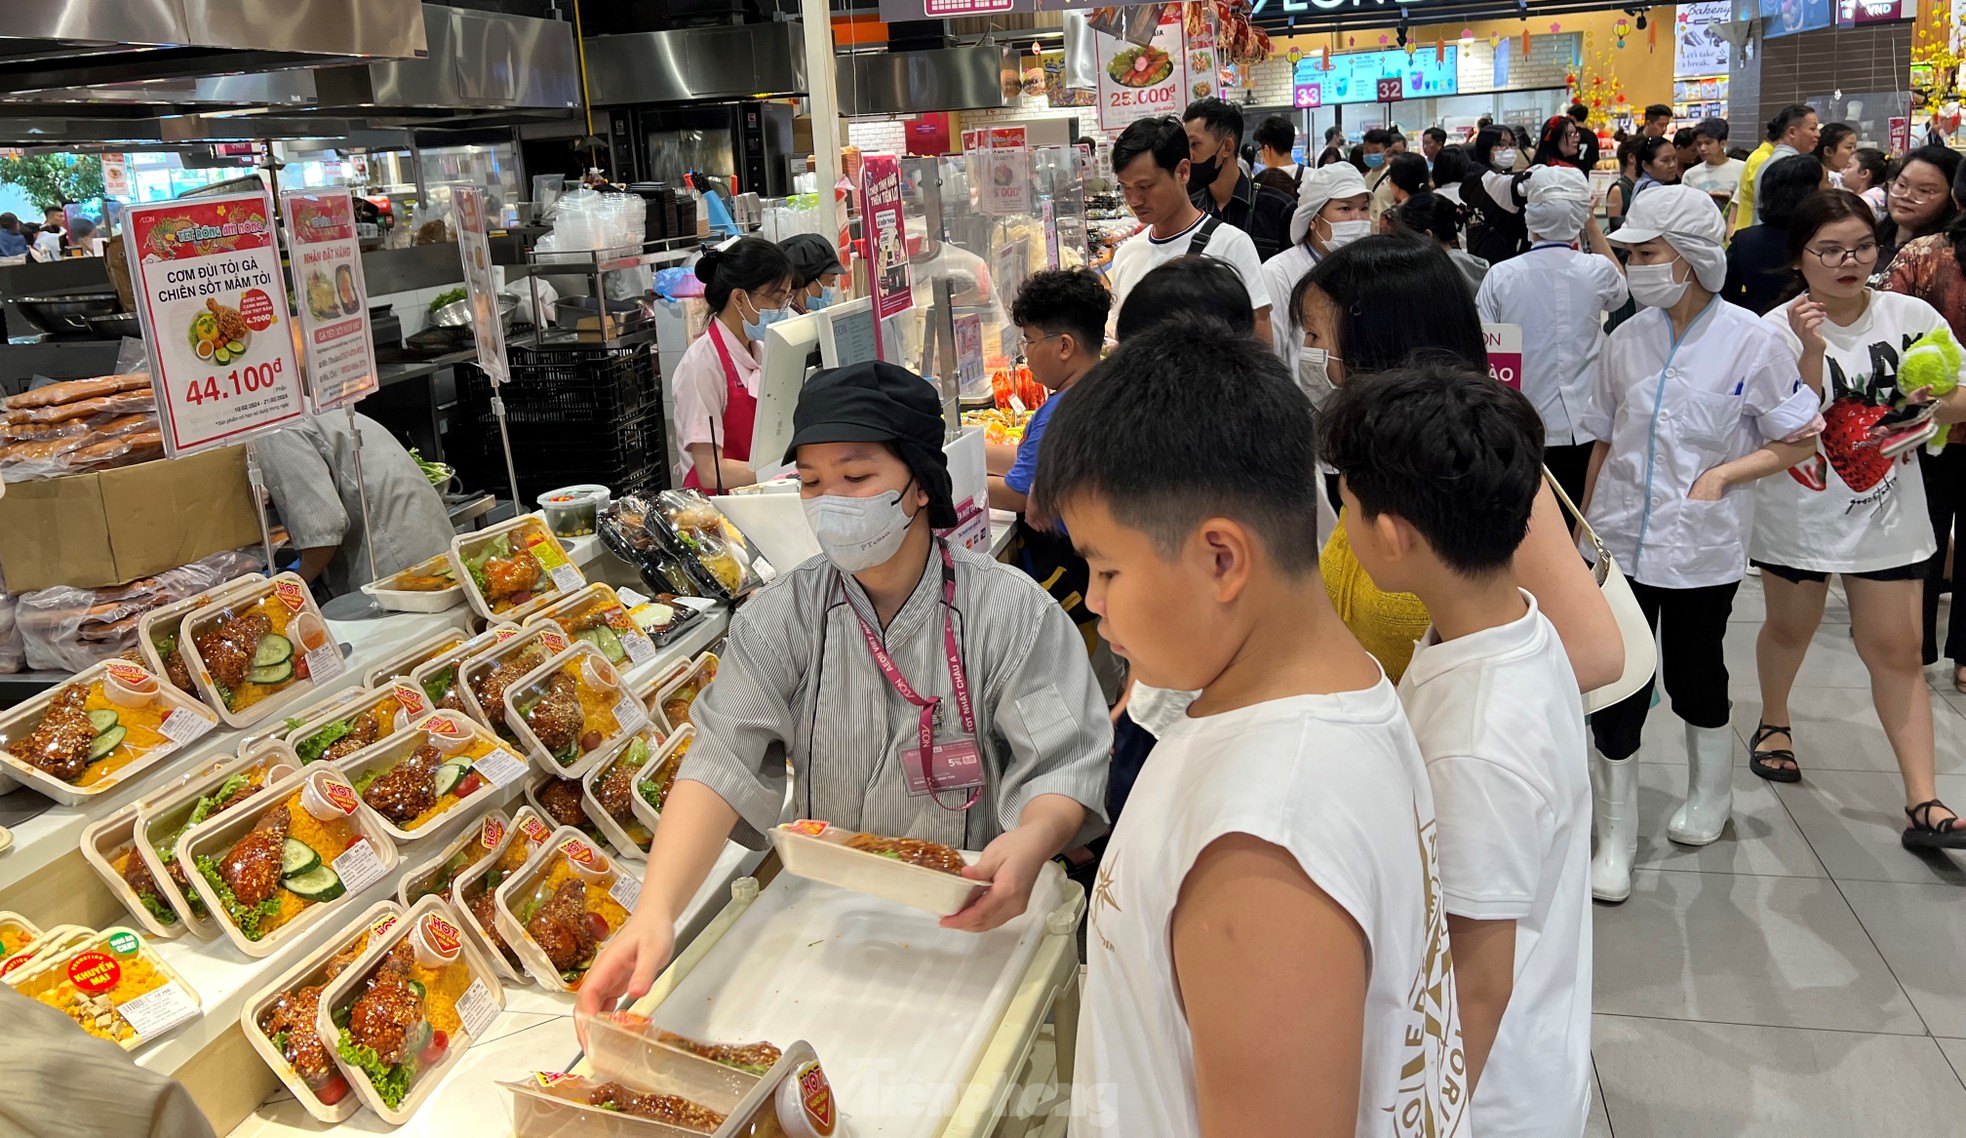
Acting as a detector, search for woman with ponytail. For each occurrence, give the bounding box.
[668,236,795,492]
[1390,190,1488,292]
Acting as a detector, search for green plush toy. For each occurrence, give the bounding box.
[1899,325,1961,452]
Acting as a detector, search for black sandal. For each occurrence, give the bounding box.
[1902,800,1966,850]
[1749,723,1801,783]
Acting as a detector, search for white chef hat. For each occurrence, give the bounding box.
[1522,165,1592,243]
[1607,184,1728,292]
[1289,163,1372,246]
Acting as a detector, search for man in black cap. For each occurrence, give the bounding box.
[576,361,1111,1014]
[779,232,846,314]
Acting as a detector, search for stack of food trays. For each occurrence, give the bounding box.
[523,582,663,671]
[360,551,466,613]
[504,643,647,777]
[338,713,529,842]
[492,827,640,992]
[178,767,400,956]
[651,650,719,734]
[449,625,572,743]
[178,572,347,729]
[137,573,266,706]
[0,659,219,803]
[452,806,557,983]
[6,926,203,1050]
[452,515,586,623]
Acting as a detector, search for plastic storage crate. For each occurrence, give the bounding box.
[463,342,659,423]
[452,346,670,501]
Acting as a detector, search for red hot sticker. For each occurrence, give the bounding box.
[800,1063,837,1131]
[103,661,153,688]
[66,950,121,995]
[273,579,308,613]
[238,288,278,332]
[789,820,829,838]
[320,778,359,814]
[421,913,463,955]
[394,684,428,716]
[557,836,599,868]
[421,715,460,736]
[370,913,400,938]
[540,630,568,653]
[519,816,552,846]
[480,815,506,850]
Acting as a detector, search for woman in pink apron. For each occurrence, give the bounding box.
[672,236,797,493]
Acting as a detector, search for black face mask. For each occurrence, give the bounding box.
[1187,148,1223,190]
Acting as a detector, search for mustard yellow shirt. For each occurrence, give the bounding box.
[1322,513,1431,682]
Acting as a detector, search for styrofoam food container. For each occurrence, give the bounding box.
[7,926,203,1051]
[316,895,508,1126]
[177,572,349,729]
[241,899,403,1123]
[284,682,432,766]
[0,660,219,805]
[582,725,669,861]
[338,716,527,842]
[623,726,695,859]
[137,573,266,705]
[649,650,718,737]
[399,808,510,909]
[768,821,984,917]
[503,643,646,778]
[82,802,186,939]
[522,581,661,672]
[131,741,301,941]
[451,625,573,740]
[361,551,466,613]
[363,626,477,690]
[451,514,585,624]
[177,766,401,958]
[451,804,556,985]
[492,826,641,993]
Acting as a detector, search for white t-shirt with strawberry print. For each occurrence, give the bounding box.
[1754,289,1944,574]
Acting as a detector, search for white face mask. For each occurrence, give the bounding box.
[1627,260,1692,308]
[1297,346,1341,408]
[802,484,917,572]
[1493,147,1520,169]
[1321,218,1371,250]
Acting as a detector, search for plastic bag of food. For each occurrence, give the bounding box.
[645,489,768,600]
[15,548,263,672]
[598,497,710,601]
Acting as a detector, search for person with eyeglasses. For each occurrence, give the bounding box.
[1878,145,1962,265]
[986,268,1109,518]
[1753,190,1966,853]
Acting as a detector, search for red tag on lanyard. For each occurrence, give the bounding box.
[847,543,982,809]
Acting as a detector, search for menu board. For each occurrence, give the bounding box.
[452,185,509,387]
[124,191,306,458]
[1675,3,1733,77]
[1096,9,1189,132]
[1290,47,1457,108]
[282,189,378,413]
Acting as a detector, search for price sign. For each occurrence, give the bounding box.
[1483,323,1522,391]
[1095,9,1188,132]
[282,189,378,413]
[1294,83,1324,109]
[1376,76,1405,102]
[124,191,306,457]
[452,185,509,387]
[973,127,1032,217]
[954,313,986,399]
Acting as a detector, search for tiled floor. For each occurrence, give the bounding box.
[1592,573,1966,1136]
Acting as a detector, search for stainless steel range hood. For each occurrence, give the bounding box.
[836,45,1016,116]
[0,0,428,96]
[582,23,808,105]
[309,5,579,114]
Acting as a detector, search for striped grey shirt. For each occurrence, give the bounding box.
[676,541,1112,852]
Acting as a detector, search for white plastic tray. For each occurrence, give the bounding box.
[451,514,586,623]
[404,624,526,720]
[492,825,641,993]
[398,808,510,909]
[452,624,573,740]
[137,573,266,705]
[769,821,985,917]
[582,725,667,860]
[0,659,220,805]
[502,642,647,779]
[177,572,349,729]
[6,926,203,1051]
[623,726,695,858]
[338,717,527,842]
[81,802,186,939]
[0,923,93,981]
[131,742,301,940]
[649,650,718,736]
[361,551,466,613]
[522,582,662,672]
[283,682,431,766]
[451,804,557,985]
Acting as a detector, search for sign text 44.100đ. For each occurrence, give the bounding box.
[182,357,286,406]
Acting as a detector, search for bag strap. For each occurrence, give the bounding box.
[1542,465,1611,565]
[1188,215,1224,256]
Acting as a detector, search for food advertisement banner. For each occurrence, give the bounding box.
[452,185,510,387]
[124,192,305,458]
[1674,3,1733,77]
[858,153,914,356]
[970,127,1033,217]
[282,189,377,413]
[1096,10,1189,132]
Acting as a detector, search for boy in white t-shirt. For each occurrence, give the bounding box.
[1320,365,1592,1137]
[1032,319,1467,1137]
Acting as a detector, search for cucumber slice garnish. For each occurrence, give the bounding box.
[283,864,344,902]
[247,661,294,686]
[252,634,293,668]
[279,838,321,878]
[433,761,470,797]
[87,709,120,732]
[87,725,127,762]
[574,626,626,664]
[406,979,426,999]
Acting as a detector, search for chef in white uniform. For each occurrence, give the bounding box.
[1265,163,1371,394]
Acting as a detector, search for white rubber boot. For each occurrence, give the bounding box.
[1668,724,1735,846]
[1590,748,1638,903]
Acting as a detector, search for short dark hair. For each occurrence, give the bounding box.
[1324,125,1343,144]
[1292,235,1487,373]
[1254,115,1296,155]
[1317,363,1545,577]
[1030,318,1321,572]
[1645,104,1673,121]
[694,235,795,311]
[1423,127,1448,146]
[1114,255,1254,340]
[1363,128,1396,148]
[1786,189,1879,266]
[1695,117,1730,142]
[1759,153,1827,226]
[1568,103,1590,121]
[1814,122,1855,159]
[1386,152,1431,196]
[1768,103,1816,142]
[1674,127,1697,148]
[1183,96,1242,141]
[1010,268,1110,357]
[1636,135,1676,169]
[0,212,16,231]
[1112,115,1189,177]
[1431,144,1471,188]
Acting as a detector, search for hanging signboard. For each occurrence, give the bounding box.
[858,153,913,363]
[282,188,378,413]
[124,192,305,458]
[1675,3,1733,77]
[971,127,1033,217]
[451,185,509,387]
[1096,8,1188,132]
[101,154,130,197]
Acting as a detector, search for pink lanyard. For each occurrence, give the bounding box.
[846,542,979,809]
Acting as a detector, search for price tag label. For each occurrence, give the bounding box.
[548,563,583,592]
[620,630,657,666]
[614,693,649,735]
[116,981,201,1039]
[158,708,215,747]
[472,748,527,789]
[332,838,387,896]
[607,871,642,912]
[456,977,500,1039]
[304,640,345,684]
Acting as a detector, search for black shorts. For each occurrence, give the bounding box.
[1751,559,1927,585]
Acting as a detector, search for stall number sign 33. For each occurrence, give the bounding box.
[183,356,285,406]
